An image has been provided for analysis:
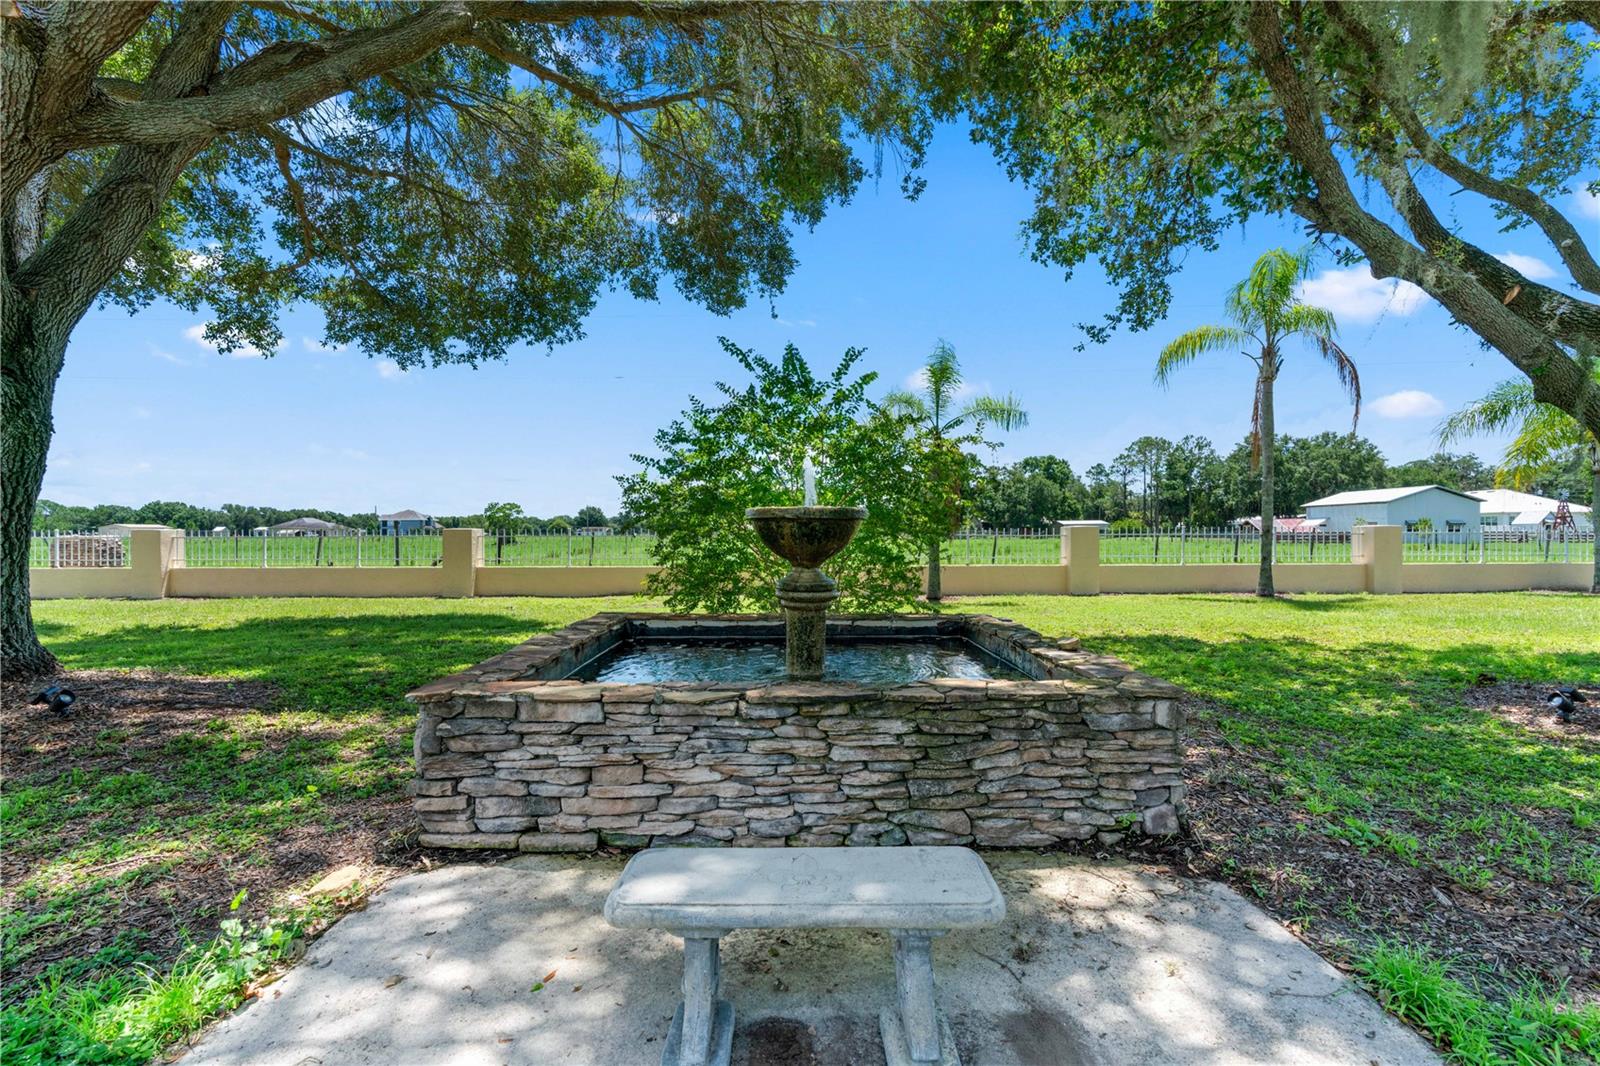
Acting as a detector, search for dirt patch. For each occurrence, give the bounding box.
[1117,697,1600,1006]
[0,670,422,994]
[1462,679,1599,739]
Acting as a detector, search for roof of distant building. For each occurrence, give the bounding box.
[379,509,434,521]
[1467,488,1590,515]
[1303,485,1479,508]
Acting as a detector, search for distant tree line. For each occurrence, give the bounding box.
[967,433,1594,531]
[31,500,626,534]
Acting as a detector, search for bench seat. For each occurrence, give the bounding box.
[604,847,1004,1066]
[604,846,1005,930]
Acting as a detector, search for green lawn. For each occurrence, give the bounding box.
[4,592,1597,1064]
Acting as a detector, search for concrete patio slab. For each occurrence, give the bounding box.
[182,852,1440,1066]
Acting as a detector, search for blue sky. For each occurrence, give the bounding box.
[43,124,1600,517]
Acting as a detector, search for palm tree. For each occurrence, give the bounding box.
[1156,247,1360,597]
[884,341,1028,601]
[1438,364,1600,593]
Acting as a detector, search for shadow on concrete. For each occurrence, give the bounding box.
[182,852,1438,1066]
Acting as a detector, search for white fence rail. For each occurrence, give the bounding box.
[29,531,131,568]
[1405,528,1596,564]
[483,531,657,567]
[941,527,1058,565]
[1098,526,1357,565]
[179,530,445,567]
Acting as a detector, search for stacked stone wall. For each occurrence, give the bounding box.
[409,614,1185,851]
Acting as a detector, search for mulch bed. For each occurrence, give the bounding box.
[0,670,423,994]
[1120,695,1600,1006]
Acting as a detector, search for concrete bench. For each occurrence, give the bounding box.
[604,846,1006,1066]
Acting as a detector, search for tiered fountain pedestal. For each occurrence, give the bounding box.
[744,505,866,680]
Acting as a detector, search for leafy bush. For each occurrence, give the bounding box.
[619,339,945,611]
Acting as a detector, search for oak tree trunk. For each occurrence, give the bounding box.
[1257,367,1276,598]
[1,316,69,677]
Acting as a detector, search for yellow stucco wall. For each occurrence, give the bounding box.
[165,567,452,597]
[473,566,658,597]
[1098,563,1367,595]
[1401,563,1590,593]
[30,568,153,599]
[928,565,1070,595]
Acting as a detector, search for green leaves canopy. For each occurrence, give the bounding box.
[617,339,944,612]
[20,4,943,366]
[940,2,1600,434]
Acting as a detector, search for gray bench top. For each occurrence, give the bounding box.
[604,846,1005,930]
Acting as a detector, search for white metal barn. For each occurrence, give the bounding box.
[1302,485,1483,534]
[1467,488,1593,532]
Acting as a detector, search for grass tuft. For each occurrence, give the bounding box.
[1357,942,1600,1066]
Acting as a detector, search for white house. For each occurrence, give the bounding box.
[1467,488,1592,532]
[1302,485,1482,534]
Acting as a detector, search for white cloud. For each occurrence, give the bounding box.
[1494,251,1557,280]
[1574,187,1600,220]
[1371,389,1444,419]
[775,317,816,329]
[302,336,348,354]
[1296,268,1428,321]
[184,323,284,358]
[148,343,186,365]
[132,406,152,420]
[375,359,404,380]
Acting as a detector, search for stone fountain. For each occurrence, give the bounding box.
[744,504,866,680]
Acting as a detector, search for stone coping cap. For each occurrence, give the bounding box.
[406,612,1179,703]
[603,846,1005,930]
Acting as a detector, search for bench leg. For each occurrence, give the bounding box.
[889,930,943,1064]
[663,932,733,1066]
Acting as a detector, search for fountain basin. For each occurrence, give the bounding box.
[407,613,1187,853]
[745,505,866,568]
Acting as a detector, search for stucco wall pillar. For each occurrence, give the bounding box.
[127,527,181,598]
[1058,522,1102,596]
[1352,524,1402,594]
[442,527,483,597]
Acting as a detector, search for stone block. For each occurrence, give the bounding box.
[523,700,604,724]
[890,809,971,835]
[445,734,522,752]
[590,764,644,786]
[657,796,719,815]
[1141,802,1181,836]
[476,816,540,832]
[561,796,660,816]
[473,796,559,818]
[518,832,598,852]
[457,777,529,797]
[413,795,469,813]
[747,815,803,837]
[419,832,522,849]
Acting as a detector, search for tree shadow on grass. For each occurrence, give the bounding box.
[33,612,564,714]
[1089,632,1599,813]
